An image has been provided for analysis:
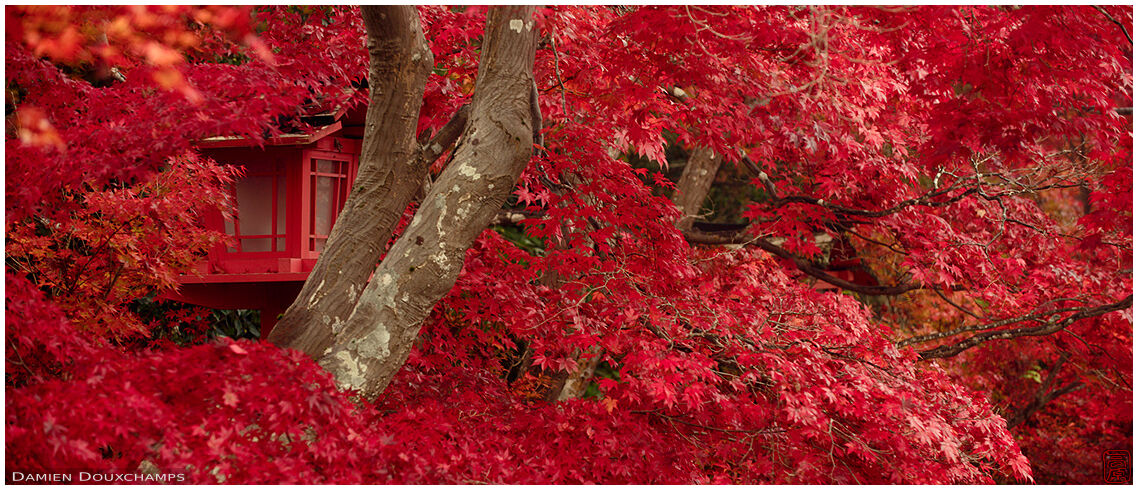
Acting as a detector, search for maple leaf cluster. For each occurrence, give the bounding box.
[5,5,1131,484]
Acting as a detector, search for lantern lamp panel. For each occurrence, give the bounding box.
[308,157,351,254]
[227,161,288,254]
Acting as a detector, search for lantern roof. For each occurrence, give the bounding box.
[197,90,366,149]
[197,121,344,149]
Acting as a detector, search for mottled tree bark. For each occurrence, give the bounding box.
[672,146,722,231]
[318,6,540,399]
[268,6,434,359]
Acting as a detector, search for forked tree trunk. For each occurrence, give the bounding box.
[267,6,433,359]
[673,146,722,230]
[317,6,540,399]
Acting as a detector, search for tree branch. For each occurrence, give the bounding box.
[416,104,471,196]
[1093,6,1133,46]
[1005,352,1085,428]
[683,228,926,296]
[770,185,976,218]
[915,295,1132,360]
[418,104,470,167]
[751,235,924,295]
[931,286,982,319]
[899,305,1090,348]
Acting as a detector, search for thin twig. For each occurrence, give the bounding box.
[1093,6,1133,46]
[549,29,570,122]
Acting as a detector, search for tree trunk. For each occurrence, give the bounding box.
[318,6,540,399]
[267,6,434,359]
[555,346,602,400]
[673,147,722,231]
[549,145,720,400]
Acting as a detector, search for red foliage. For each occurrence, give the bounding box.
[5,5,1131,484]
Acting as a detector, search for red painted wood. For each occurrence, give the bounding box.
[170,124,364,330]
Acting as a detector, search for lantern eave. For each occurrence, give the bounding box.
[197,121,344,149]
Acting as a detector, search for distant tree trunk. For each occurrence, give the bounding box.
[550,146,721,400]
[673,147,722,230]
[317,6,540,399]
[554,346,602,400]
[540,170,606,401]
[267,6,433,359]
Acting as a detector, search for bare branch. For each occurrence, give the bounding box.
[683,228,928,296]
[1005,352,1085,428]
[418,104,470,168]
[1093,6,1133,46]
[931,287,982,319]
[899,305,1092,348]
[771,186,977,218]
[549,29,570,121]
[915,295,1132,360]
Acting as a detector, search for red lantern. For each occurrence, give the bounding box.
[163,110,364,337]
